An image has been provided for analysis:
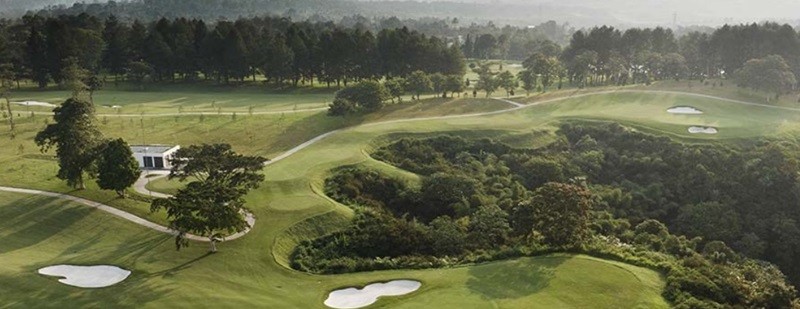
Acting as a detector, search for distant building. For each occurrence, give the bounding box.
[130,145,180,170]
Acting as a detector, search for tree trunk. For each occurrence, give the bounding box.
[209,238,217,253]
[78,177,86,190]
[5,96,14,132]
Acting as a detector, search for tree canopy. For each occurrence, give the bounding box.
[34,98,102,189]
[154,143,265,252]
[94,138,141,197]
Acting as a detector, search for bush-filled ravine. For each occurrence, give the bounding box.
[291,122,800,308]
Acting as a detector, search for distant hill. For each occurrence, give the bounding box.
[4,0,800,27]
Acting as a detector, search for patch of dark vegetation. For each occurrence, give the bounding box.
[292,122,800,307]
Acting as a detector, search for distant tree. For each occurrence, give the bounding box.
[526,54,561,92]
[661,53,689,81]
[497,71,518,97]
[85,74,103,104]
[101,15,130,81]
[126,61,153,89]
[518,69,537,96]
[429,216,467,255]
[405,70,432,100]
[676,202,742,243]
[475,71,498,97]
[328,98,357,116]
[60,57,90,99]
[35,98,103,189]
[95,138,140,197]
[473,34,497,59]
[384,78,406,103]
[0,63,14,134]
[736,55,797,101]
[154,143,265,252]
[429,73,446,97]
[569,51,598,87]
[419,173,478,220]
[468,204,511,248]
[332,80,389,113]
[529,182,593,246]
[262,35,294,84]
[444,75,465,97]
[24,18,49,88]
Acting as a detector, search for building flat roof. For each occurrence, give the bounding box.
[130,145,178,154]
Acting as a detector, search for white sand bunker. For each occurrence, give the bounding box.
[38,265,131,288]
[324,280,421,309]
[12,101,57,107]
[688,126,718,134]
[668,106,703,114]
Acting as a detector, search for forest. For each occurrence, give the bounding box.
[0,11,798,104]
[292,123,800,308]
[0,14,465,88]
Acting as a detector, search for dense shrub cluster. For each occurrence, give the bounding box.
[292,123,800,307]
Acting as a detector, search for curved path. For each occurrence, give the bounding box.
[3,89,798,241]
[27,106,329,118]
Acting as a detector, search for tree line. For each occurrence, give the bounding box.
[459,22,798,101]
[0,14,465,88]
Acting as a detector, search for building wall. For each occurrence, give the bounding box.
[132,146,180,170]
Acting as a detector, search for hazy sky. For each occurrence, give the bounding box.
[6,0,800,27]
[413,0,800,26]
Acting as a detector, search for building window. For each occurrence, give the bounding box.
[144,156,154,168]
[154,157,165,169]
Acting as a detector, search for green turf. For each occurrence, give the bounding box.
[8,86,800,307]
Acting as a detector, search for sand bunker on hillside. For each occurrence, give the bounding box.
[12,101,57,107]
[667,106,703,114]
[38,265,131,288]
[688,126,718,134]
[324,280,422,309]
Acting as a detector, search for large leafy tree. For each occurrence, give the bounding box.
[95,138,141,197]
[0,63,14,135]
[153,144,265,252]
[496,71,518,97]
[529,182,594,246]
[23,16,49,88]
[444,75,465,98]
[35,98,103,189]
[329,80,389,114]
[518,69,537,96]
[735,55,797,101]
[475,71,498,97]
[405,70,432,100]
[467,204,511,249]
[384,78,406,103]
[525,53,562,92]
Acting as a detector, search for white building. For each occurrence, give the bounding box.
[130,145,180,170]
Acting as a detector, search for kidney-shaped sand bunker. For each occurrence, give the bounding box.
[667,106,704,114]
[688,126,718,134]
[324,280,421,309]
[38,265,131,288]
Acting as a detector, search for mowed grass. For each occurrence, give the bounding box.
[0,190,667,308]
[8,83,336,115]
[7,88,799,307]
